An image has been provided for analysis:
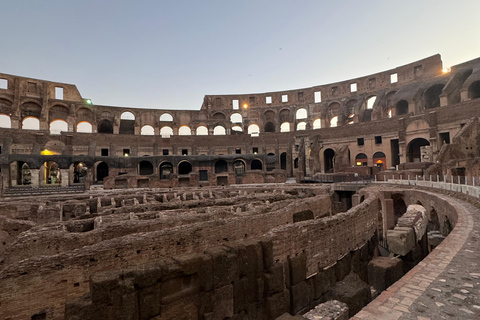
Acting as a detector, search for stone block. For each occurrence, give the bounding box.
[265,263,285,295]
[266,289,290,319]
[160,274,200,304]
[233,277,248,313]
[138,284,161,320]
[387,226,416,256]
[288,253,307,286]
[159,294,200,320]
[213,284,234,320]
[323,265,337,287]
[367,257,403,293]
[205,247,239,288]
[303,300,349,320]
[313,271,331,299]
[331,273,371,317]
[260,239,274,270]
[290,281,309,314]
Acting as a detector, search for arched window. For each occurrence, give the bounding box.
[296,122,306,131]
[324,149,335,173]
[0,114,11,128]
[22,117,40,130]
[251,159,263,170]
[330,116,338,127]
[296,108,307,119]
[96,162,109,182]
[468,81,480,99]
[313,118,321,129]
[233,160,245,176]
[396,100,409,116]
[178,161,192,175]
[230,113,242,123]
[196,125,208,135]
[355,153,368,166]
[43,161,61,184]
[139,161,154,175]
[407,138,430,163]
[280,122,290,132]
[264,121,275,132]
[120,111,135,120]
[140,125,154,135]
[366,96,376,109]
[97,119,113,134]
[178,125,191,135]
[49,120,68,135]
[280,152,287,170]
[213,125,226,135]
[160,126,173,138]
[76,121,92,133]
[424,84,444,109]
[248,124,260,136]
[232,125,243,133]
[160,113,173,121]
[73,162,88,183]
[215,160,228,173]
[346,113,354,125]
[160,162,173,180]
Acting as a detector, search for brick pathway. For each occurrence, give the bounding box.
[352,192,480,320]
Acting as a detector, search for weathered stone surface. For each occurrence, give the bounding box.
[387,226,416,256]
[266,289,290,319]
[313,271,331,299]
[213,284,234,320]
[303,300,349,320]
[265,263,285,295]
[367,257,403,293]
[288,253,307,286]
[335,253,351,282]
[205,247,239,288]
[397,204,428,241]
[330,273,371,317]
[290,281,310,314]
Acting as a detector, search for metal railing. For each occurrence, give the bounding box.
[302,174,372,184]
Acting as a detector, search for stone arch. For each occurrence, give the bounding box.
[42,161,62,185]
[119,111,135,134]
[280,152,287,170]
[230,113,242,124]
[97,119,113,134]
[396,100,409,116]
[49,119,68,135]
[215,160,228,173]
[76,107,95,123]
[355,153,368,166]
[20,102,42,121]
[330,116,338,128]
[468,80,480,99]
[49,105,69,122]
[0,113,11,128]
[212,112,226,120]
[76,121,92,133]
[178,161,192,175]
[231,125,243,133]
[139,160,154,175]
[160,113,173,122]
[373,152,386,170]
[11,161,32,186]
[178,125,192,136]
[264,121,275,132]
[392,194,407,225]
[72,162,88,184]
[327,102,340,126]
[140,125,154,135]
[120,111,135,120]
[96,161,109,182]
[407,138,430,163]
[213,125,226,135]
[160,126,173,138]
[280,122,290,132]
[279,109,291,122]
[233,159,246,176]
[366,96,376,109]
[251,159,263,170]
[264,110,275,121]
[248,124,260,136]
[196,125,209,135]
[424,84,445,109]
[324,148,335,173]
[22,116,40,130]
[296,108,307,120]
[159,162,173,180]
[297,122,306,131]
[313,118,321,129]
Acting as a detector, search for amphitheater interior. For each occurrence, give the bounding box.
[0,54,479,320]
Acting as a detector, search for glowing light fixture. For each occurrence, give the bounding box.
[243,104,248,109]
[41,149,58,155]
[442,67,451,74]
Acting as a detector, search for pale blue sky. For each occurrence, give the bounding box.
[1,1,479,110]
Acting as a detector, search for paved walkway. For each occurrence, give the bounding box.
[352,191,480,320]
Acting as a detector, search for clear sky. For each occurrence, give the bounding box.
[1,1,479,110]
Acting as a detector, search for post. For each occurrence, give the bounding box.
[430,175,432,182]
[375,175,377,182]
[458,176,460,185]
[474,177,475,187]
[437,175,439,182]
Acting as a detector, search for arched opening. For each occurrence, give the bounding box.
[76,121,92,133]
[213,112,226,120]
[427,208,440,233]
[279,109,291,123]
[296,108,307,120]
[251,159,263,170]
[424,84,444,109]
[355,153,368,166]
[49,120,68,135]
[43,161,61,185]
[12,162,32,185]
[280,152,287,170]
[160,126,173,138]
[215,160,228,173]
[313,118,321,129]
[139,161,154,175]
[248,124,260,136]
[96,162,109,182]
[280,122,290,132]
[324,148,335,173]
[294,158,298,169]
[230,113,242,123]
[22,117,40,130]
[159,162,173,180]
[233,160,245,176]
[160,113,173,122]
[296,122,307,131]
[140,125,154,135]
[392,195,407,225]
[0,114,11,128]
[468,80,480,99]
[73,162,87,183]
[178,161,192,175]
[119,111,135,134]
[97,119,113,134]
[373,152,386,170]
[396,100,409,116]
[346,113,355,125]
[196,125,208,135]
[330,116,338,128]
[407,138,430,163]
[178,125,191,136]
[366,96,376,109]
[213,125,226,135]
[264,121,275,133]
[231,125,243,133]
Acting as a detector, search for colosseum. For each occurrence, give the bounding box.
[0,54,479,319]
